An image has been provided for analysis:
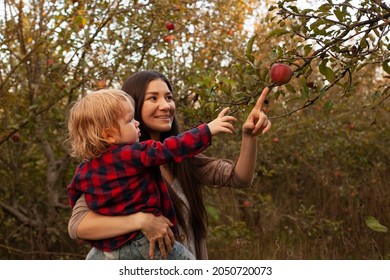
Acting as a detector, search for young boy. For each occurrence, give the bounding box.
[66,89,236,260]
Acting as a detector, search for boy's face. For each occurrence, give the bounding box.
[114,100,141,144]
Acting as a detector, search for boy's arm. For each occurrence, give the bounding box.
[207,107,236,135]
[125,108,236,167]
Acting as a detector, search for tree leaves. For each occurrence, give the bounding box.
[319,59,336,83]
[383,60,390,75]
[365,216,388,233]
[246,35,256,63]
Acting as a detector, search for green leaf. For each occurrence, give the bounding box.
[304,44,312,57]
[323,101,334,113]
[356,62,369,71]
[285,83,295,93]
[318,4,331,13]
[290,6,299,14]
[299,77,309,98]
[319,60,336,83]
[274,90,284,100]
[206,205,220,221]
[383,60,390,74]
[245,35,256,63]
[268,28,290,37]
[365,216,388,233]
[268,5,276,11]
[360,36,368,49]
[334,8,344,22]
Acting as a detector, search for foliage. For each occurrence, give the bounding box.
[189,0,389,120]
[0,0,389,259]
[205,93,390,259]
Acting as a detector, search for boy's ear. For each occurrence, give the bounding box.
[102,128,117,144]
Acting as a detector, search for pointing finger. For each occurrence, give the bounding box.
[253,87,270,111]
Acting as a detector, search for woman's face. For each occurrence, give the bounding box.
[141,79,176,140]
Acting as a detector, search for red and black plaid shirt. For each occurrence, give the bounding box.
[67,123,211,251]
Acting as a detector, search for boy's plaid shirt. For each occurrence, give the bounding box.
[67,123,211,251]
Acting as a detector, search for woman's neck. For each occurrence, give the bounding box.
[150,131,161,141]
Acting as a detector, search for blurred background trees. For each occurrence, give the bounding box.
[0,0,388,259]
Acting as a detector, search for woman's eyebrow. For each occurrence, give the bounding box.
[145,91,172,95]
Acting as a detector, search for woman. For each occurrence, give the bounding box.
[68,71,271,259]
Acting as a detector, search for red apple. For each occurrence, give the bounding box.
[163,35,175,43]
[243,200,250,207]
[270,63,293,85]
[11,132,20,142]
[272,137,280,143]
[61,82,69,89]
[47,58,54,66]
[165,21,175,30]
[96,79,107,89]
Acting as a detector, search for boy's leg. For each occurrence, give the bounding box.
[85,243,146,260]
[85,233,195,260]
[85,247,120,260]
[84,233,161,260]
[131,233,195,260]
[165,240,195,260]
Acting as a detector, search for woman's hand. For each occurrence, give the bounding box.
[242,87,271,136]
[135,212,175,259]
[76,211,175,259]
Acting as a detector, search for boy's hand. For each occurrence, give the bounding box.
[207,107,237,136]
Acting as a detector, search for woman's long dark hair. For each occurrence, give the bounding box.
[121,71,207,259]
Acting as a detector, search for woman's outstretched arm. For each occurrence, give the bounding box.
[234,87,271,183]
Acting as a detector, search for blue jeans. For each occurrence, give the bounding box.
[86,233,195,260]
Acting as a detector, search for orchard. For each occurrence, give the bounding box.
[0,0,388,260]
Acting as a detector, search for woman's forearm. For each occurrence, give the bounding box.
[234,133,258,183]
[234,87,270,183]
[76,211,141,240]
[68,194,142,240]
[69,195,174,243]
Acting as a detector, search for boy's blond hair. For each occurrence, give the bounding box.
[66,89,134,161]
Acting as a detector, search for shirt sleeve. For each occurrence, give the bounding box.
[190,154,253,188]
[123,123,212,168]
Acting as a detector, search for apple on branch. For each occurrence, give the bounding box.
[270,63,293,85]
[242,200,250,207]
[96,79,107,89]
[165,21,175,30]
[11,132,21,142]
[163,35,175,43]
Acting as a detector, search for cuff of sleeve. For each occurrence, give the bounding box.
[199,123,212,145]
